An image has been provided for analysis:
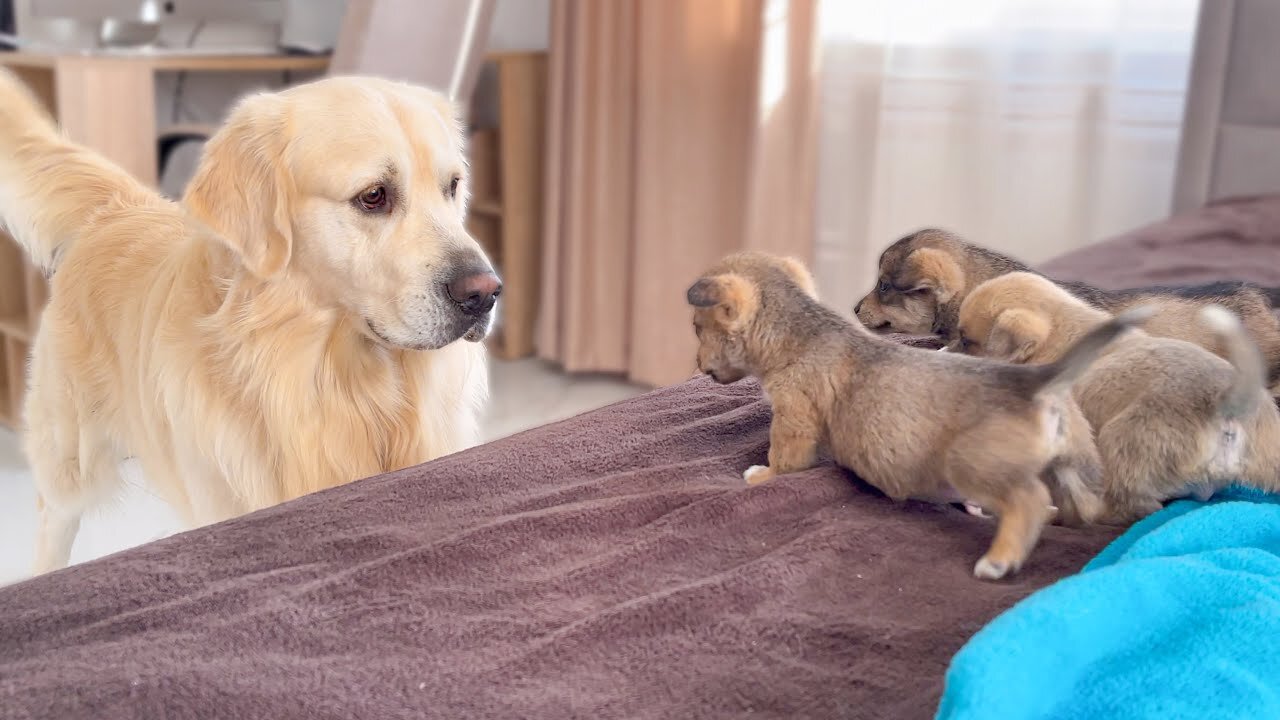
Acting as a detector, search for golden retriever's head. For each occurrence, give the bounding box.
[184,76,499,350]
[854,244,965,336]
[954,273,1057,363]
[686,252,817,383]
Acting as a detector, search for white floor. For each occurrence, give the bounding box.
[0,358,644,586]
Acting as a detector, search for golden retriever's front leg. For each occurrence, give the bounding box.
[745,401,821,486]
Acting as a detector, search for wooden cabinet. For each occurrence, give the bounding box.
[0,237,46,427]
[470,51,547,361]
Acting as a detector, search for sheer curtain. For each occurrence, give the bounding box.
[813,0,1201,313]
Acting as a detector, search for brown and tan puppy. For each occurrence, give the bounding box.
[686,252,1148,580]
[955,272,1280,522]
[853,229,1280,391]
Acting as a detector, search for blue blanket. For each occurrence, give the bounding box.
[937,487,1280,720]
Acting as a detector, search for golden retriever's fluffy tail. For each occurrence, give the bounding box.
[1029,305,1155,396]
[0,68,157,271]
[1201,305,1267,419]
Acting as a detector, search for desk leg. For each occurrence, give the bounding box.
[53,58,158,187]
[495,54,547,360]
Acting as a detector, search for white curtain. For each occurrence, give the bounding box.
[814,0,1201,313]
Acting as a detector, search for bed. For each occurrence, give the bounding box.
[2,193,1279,719]
[7,3,1280,717]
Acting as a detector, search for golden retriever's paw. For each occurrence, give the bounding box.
[743,465,774,485]
[973,555,1012,581]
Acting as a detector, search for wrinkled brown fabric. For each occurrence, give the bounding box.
[0,373,1113,720]
[1042,195,1280,289]
[10,195,1280,719]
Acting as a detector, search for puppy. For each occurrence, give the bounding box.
[686,252,1147,580]
[955,272,1280,522]
[853,228,1280,390]
[0,70,499,574]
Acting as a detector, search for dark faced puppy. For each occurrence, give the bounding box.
[687,251,1147,580]
[853,229,1280,393]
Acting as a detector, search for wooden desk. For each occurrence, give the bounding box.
[0,51,329,428]
[0,51,329,186]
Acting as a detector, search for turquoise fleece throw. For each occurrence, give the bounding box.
[937,487,1280,720]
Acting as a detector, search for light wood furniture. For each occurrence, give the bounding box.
[0,50,329,428]
[0,49,547,428]
[466,51,547,361]
[0,51,329,186]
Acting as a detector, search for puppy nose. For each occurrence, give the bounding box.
[854,299,864,315]
[447,271,502,316]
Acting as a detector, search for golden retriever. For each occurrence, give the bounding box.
[0,70,499,574]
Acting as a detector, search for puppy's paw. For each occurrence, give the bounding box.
[973,556,1011,581]
[743,465,774,486]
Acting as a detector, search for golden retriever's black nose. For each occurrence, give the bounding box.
[854,299,864,315]
[448,271,502,315]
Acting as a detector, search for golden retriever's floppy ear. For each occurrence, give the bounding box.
[779,257,819,300]
[988,308,1049,363]
[184,93,294,280]
[906,247,965,304]
[686,273,759,329]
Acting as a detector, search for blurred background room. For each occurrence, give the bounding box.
[0,0,1231,577]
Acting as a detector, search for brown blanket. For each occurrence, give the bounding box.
[0,374,1114,720]
[1042,195,1280,288]
[8,194,1280,719]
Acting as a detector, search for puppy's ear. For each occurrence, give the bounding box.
[687,277,721,308]
[988,308,1049,363]
[905,247,965,304]
[686,273,759,329]
[779,256,819,300]
[184,93,294,280]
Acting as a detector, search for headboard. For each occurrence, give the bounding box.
[1174,0,1280,211]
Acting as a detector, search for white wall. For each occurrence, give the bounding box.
[489,0,550,52]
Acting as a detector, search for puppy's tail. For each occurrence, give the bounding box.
[0,68,158,272]
[1201,305,1267,419]
[1028,306,1155,396]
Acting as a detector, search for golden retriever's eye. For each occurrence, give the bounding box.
[448,176,460,199]
[356,185,388,212]
[877,279,892,296]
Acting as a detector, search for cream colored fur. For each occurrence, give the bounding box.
[0,70,493,574]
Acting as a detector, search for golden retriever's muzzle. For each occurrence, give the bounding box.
[371,253,503,350]
[445,255,502,344]
[446,269,502,317]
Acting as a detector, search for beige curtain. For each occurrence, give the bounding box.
[538,0,819,388]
